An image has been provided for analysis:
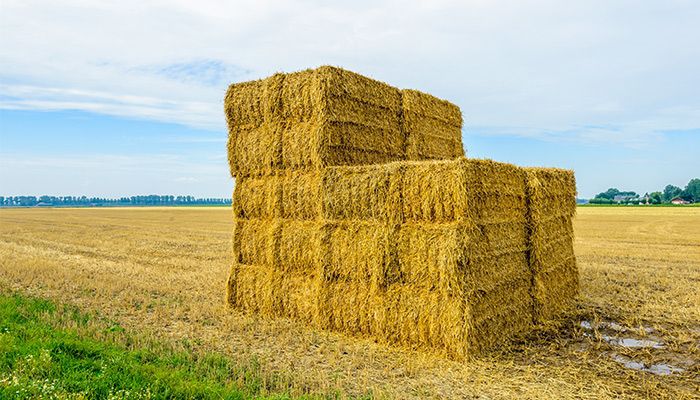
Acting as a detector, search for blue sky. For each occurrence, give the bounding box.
[1,1,699,198]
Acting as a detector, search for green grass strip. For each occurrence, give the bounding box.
[0,293,328,399]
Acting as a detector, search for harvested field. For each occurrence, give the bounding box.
[1,206,698,399]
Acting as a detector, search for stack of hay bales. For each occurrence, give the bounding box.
[225,66,578,358]
[224,66,463,177]
[525,168,578,322]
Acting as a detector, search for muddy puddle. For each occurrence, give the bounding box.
[579,319,687,376]
[610,354,685,376]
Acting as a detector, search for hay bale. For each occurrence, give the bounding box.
[401,160,469,223]
[278,220,325,273]
[326,221,393,287]
[322,164,403,223]
[233,175,281,219]
[225,74,285,177]
[280,170,322,220]
[525,167,578,322]
[402,89,464,160]
[229,263,279,315]
[233,218,279,267]
[395,222,466,294]
[225,66,466,177]
[280,67,404,169]
[378,284,468,357]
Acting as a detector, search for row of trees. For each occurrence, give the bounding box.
[590,178,700,204]
[0,195,231,207]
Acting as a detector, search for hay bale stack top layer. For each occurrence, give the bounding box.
[225,66,465,177]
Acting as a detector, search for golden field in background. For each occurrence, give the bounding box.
[0,206,698,399]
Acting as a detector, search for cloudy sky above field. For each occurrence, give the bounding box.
[1,0,699,198]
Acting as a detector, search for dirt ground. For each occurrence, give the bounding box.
[1,206,698,399]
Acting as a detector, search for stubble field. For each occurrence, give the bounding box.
[0,206,698,399]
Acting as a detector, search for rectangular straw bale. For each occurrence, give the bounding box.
[465,159,527,224]
[402,160,469,223]
[233,218,279,267]
[233,175,281,219]
[229,263,278,316]
[225,74,285,177]
[466,250,531,293]
[224,79,265,130]
[319,280,380,335]
[395,222,465,295]
[402,89,464,160]
[325,221,393,287]
[278,220,325,273]
[322,163,403,223]
[469,302,534,351]
[278,271,322,324]
[228,124,283,177]
[377,284,468,357]
[533,259,579,320]
[524,167,578,322]
[280,66,404,170]
[525,167,577,218]
[280,169,322,220]
[226,66,469,177]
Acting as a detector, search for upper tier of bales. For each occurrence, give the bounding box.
[224,66,464,177]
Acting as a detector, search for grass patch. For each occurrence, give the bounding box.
[0,293,320,399]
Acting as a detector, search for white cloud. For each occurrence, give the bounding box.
[1,0,699,146]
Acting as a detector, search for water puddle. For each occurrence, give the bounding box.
[580,320,662,349]
[602,335,664,349]
[611,354,684,376]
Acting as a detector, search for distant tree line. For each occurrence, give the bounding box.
[589,178,699,204]
[0,195,231,207]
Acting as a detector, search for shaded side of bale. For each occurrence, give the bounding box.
[461,159,534,347]
[225,262,238,307]
[402,89,464,161]
[525,167,578,322]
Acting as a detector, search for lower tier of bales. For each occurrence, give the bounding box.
[227,158,577,358]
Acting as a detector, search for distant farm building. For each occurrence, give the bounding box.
[671,197,690,205]
[613,194,638,204]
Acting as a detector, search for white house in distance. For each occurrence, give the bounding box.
[671,197,690,205]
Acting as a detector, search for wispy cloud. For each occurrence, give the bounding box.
[137,60,250,87]
[1,0,698,147]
